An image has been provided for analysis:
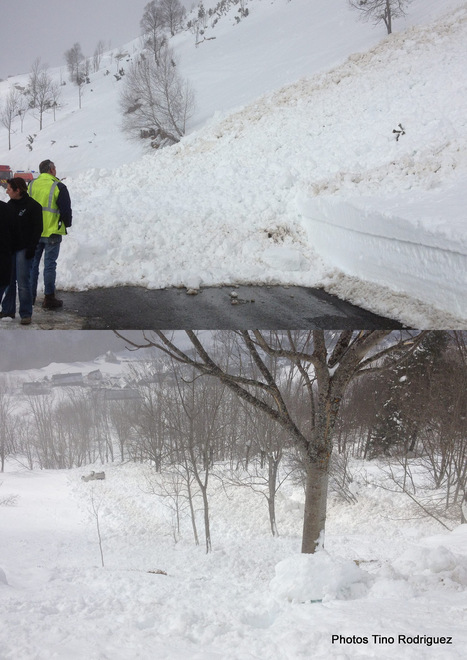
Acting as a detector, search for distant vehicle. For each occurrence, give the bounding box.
[0,165,13,189]
[13,171,36,185]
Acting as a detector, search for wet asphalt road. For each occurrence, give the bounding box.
[2,285,403,330]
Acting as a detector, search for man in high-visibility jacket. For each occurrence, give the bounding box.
[29,159,72,309]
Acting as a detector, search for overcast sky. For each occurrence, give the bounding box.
[0,0,192,81]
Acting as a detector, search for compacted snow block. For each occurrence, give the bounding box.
[392,544,467,589]
[298,184,467,321]
[270,550,370,603]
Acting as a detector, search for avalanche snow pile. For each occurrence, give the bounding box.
[60,4,466,326]
[297,5,467,323]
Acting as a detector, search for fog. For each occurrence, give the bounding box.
[0,331,133,371]
[0,330,204,372]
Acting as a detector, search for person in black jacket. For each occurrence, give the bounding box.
[0,200,13,290]
[0,178,43,325]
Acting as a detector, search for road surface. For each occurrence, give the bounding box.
[0,285,403,330]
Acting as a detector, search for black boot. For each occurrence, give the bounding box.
[42,293,63,310]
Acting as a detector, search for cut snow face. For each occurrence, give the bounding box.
[0,0,465,327]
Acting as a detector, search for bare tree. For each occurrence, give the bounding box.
[27,60,61,130]
[64,43,85,83]
[144,467,191,542]
[64,43,86,108]
[129,361,170,470]
[88,486,106,567]
[108,399,141,462]
[14,421,36,470]
[228,353,299,537]
[14,89,29,134]
[160,0,186,36]
[164,364,226,552]
[418,351,467,512]
[47,83,62,122]
[93,40,106,72]
[348,0,412,35]
[26,394,58,469]
[115,330,428,554]
[227,412,291,537]
[0,86,21,150]
[92,398,114,464]
[0,383,15,472]
[140,0,167,64]
[26,59,41,109]
[120,45,195,148]
[53,390,97,468]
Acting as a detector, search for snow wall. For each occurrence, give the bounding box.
[298,187,467,323]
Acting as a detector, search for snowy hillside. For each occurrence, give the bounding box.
[1,0,466,327]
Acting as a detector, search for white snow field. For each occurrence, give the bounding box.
[0,460,466,659]
[0,0,466,327]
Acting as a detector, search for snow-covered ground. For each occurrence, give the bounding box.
[1,344,466,659]
[1,459,466,659]
[1,0,466,327]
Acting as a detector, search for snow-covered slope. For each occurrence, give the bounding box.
[1,0,466,326]
[2,0,389,174]
[0,460,466,659]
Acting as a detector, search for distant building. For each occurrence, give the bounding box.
[23,381,50,395]
[87,369,103,382]
[51,373,84,387]
[138,372,175,388]
[102,387,142,402]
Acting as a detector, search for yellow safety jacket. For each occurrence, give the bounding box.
[28,173,67,237]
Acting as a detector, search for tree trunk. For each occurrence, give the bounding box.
[385,0,392,34]
[202,488,211,553]
[301,459,330,553]
[268,455,280,536]
[186,473,199,546]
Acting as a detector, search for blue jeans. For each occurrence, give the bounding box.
[0,250,34,319]
[31,235,62,300]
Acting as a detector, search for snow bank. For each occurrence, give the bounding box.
[298,179,467,320]
[394,543,467,587]
[270,551,371,602]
